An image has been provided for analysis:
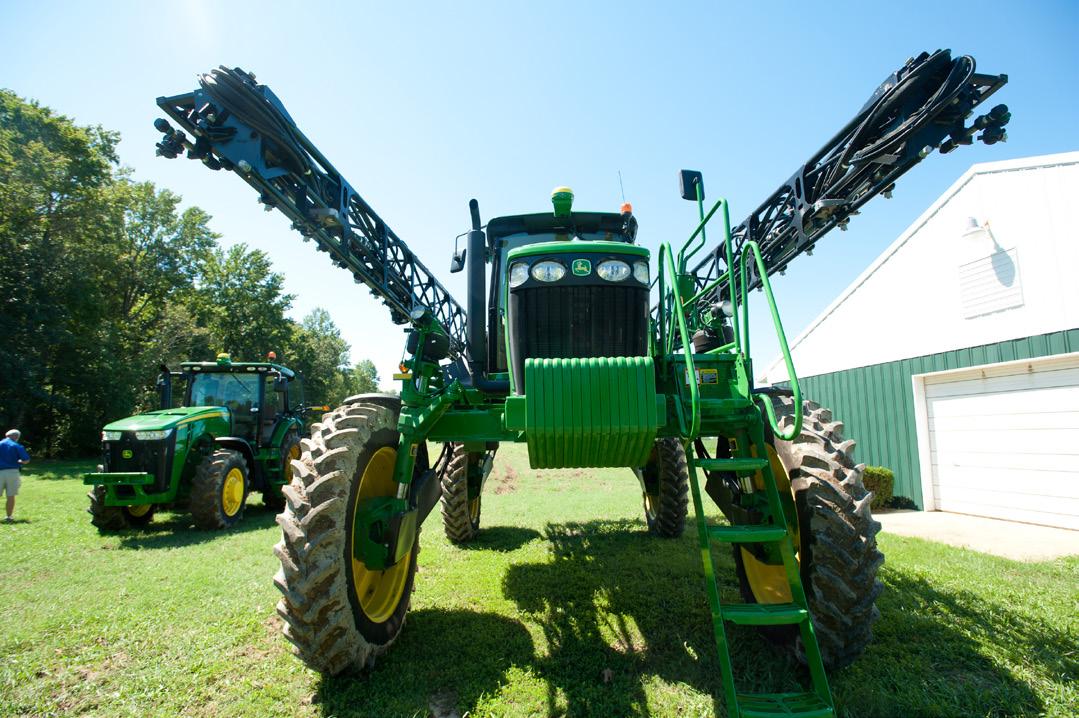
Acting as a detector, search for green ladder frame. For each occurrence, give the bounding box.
[657,190,835,718]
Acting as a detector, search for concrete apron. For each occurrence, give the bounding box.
[876,510,1079,562]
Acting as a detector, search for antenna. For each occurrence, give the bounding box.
[617,170,626,204]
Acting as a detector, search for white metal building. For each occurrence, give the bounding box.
[763,152,1079,529]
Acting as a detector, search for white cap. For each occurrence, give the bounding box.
[5,429,19,439]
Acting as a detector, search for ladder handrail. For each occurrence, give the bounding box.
[658,242,701,439]
[738,240,802,441]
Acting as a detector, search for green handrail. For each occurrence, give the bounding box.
[677,198,723,273]
[738,240,802,441]
[663,196,801,441]
[659,242,701,439]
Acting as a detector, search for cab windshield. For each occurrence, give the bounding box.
[188,372,260,411]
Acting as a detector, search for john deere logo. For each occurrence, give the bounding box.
[572,259,591,276]
[122,449,133,459]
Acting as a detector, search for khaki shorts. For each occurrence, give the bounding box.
[0,469,20,497]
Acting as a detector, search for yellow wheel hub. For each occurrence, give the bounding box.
[740,444,799,604]
[222,467,245,517]
[283,443,301,483]
[126,503,151,518]
[350,446,411,624]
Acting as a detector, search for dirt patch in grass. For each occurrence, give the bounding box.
[493,466,519,494]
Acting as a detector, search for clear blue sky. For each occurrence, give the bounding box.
[2,1,1076,387]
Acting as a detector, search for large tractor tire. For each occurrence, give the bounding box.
[734,397,884,669]
[87,485,129,531]
[439,444,490,543]
[263,433,301,512]
[640,437,690,538]
[190,448,249,529]
[273,400,424,675]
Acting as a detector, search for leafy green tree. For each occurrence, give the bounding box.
[0,89,120,452]
[194,243,294,362]
[288,308,351,406]
[347,359,380,396]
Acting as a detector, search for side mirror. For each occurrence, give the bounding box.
[274,377,288,391]
[449,247,466,273]
[679,169,704,201]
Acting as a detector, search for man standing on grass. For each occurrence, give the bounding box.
[0,429,30,523]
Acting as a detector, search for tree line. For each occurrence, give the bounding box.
[0,90,378,456]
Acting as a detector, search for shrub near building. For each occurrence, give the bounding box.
[863,466,894,510]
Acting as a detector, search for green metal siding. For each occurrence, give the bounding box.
[788,329,1079,507]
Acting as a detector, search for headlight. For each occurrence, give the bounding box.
[102,430,122,442]
[509,262,530,288]
[633,261,649,284]
[597,259,631,282]
[531,260,566,282]
[134,429,172,441]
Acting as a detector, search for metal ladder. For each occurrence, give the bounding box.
[685,417,834,718]
[657,195,834,717]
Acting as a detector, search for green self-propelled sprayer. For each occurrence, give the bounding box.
[154,50,1008,716]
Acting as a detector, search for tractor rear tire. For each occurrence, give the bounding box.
[736,397,884,670]
[87,485,129,532]
[641,438,690,538]
[190,449,249,530]
[440,443,485,543]
[264,433,301,512]
[273,401,421,675]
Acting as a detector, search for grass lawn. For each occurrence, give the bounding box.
[0,445,1075,717]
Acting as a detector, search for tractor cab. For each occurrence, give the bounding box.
[178,354,302,447]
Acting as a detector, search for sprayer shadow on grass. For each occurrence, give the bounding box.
[113,505,278,550]
[837,568,1058,717]
[499,519,1043,718]
[315,609,535,717]
[452,525,542,552]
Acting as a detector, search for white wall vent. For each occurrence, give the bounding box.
[959,247,1023,318]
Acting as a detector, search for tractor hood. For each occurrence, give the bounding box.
[103,406,230,433]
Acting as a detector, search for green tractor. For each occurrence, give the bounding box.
[156,51,1008,716]
[84,354,313,531]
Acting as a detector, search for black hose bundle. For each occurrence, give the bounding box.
[198,66,313,177]
[816,50,976,202]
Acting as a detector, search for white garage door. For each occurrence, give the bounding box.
[924,355,1079,530]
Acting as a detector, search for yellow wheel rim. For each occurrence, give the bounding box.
[644,492,657,519]
[741,444,799,604]
[127,503,151,518]
[350,446,411,624]
[283,443,301,483]
[222,467,245,517]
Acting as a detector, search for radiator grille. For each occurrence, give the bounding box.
[510,285,649,390]
[104,434,174,492]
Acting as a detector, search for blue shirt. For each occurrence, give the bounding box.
[0,438,30,470]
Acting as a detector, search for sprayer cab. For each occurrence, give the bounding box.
[470,193,643,392]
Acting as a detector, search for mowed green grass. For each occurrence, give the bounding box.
[0,446,1075,718]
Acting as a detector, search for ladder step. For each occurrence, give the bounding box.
[737,692,834,718]
[723,603,807,626]
[695,457,768,473]
[708,524,788,543]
